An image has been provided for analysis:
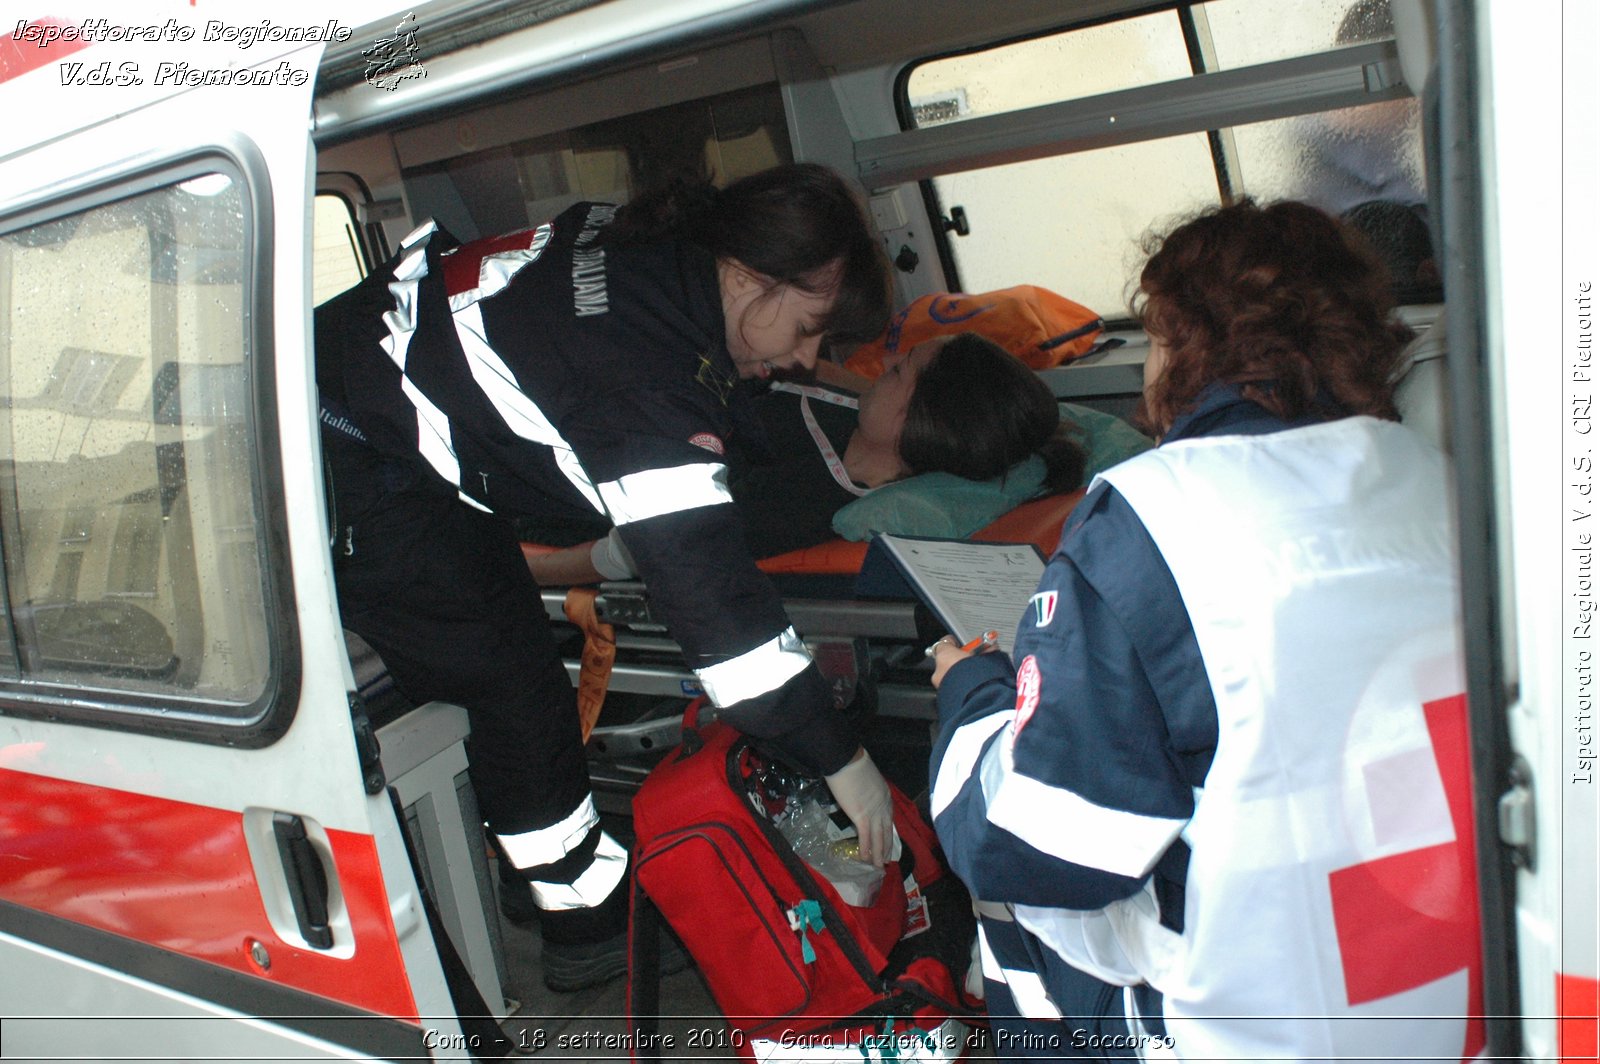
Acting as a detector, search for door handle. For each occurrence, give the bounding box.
[272,812,334,949]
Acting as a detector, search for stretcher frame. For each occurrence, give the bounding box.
[536,488,1091,806]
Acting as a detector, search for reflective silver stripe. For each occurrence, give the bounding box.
[977,920,1003,981]
[376,229,472,490]
[495,794,600,871]
[980,915,1062,1021]
[973,899,1012,922]
[554,450,602,513]
[379,245,430,372]
[596,463,731,526]
[380,224,600,516]
[403,372,462,491]
[1125,989,1178,1060]
[450,303,560,442]
[929,710,1013,820]
[529,831,628,911]
[449,301,603,511]
[998,964,1062,1020]
[980,730,1187,879]
[398,219,437,250]
[446,223,553,310]
[977,912,1071,1023]
[695,627,811,708]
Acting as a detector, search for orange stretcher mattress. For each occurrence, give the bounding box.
[755,487,1086,576]
[522,488,1087,580]
[752,486,1081,572]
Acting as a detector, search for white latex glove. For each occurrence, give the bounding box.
[824,748,895,867]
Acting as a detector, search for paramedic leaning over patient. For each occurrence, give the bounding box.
[314,164,893,990]
[527,331,1090,579]
[928,200,1475,1058]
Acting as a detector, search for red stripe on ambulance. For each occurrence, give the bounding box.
[1560,972,1599,1061]
[0,18,91,84]
[0,766,420,1021]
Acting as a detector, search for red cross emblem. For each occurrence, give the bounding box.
[1328,694,1484,1061]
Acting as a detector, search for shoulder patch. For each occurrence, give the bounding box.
[689,432,725,455]
[1013,655,1042,735]
[1029,590,1058,628]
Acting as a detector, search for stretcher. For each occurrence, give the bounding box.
[529,487,1087,807]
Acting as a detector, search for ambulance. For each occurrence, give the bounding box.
[0,0,1592,1059]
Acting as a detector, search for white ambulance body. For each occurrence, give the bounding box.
[0,0,1591,1059]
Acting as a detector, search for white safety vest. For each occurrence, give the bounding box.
[1019,416,1482,1062]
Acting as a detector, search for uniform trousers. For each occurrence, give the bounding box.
[324,431,625,941]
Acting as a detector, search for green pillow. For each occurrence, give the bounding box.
[828,405,1153,543]
[831,455,1047,542]
[1061,402,1155,480]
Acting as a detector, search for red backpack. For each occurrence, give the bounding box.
[628,708,982,1061]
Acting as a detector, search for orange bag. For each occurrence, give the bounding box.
[561,587,615,742]
[844,284,1103,380]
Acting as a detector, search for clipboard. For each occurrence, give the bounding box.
[855,533,1046,656]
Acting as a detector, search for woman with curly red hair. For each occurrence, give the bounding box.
[928,200,1474,1059]
[1135,198,1407,435]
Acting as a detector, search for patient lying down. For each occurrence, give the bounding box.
[528,332,1086,586]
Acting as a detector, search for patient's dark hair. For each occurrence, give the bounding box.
[603,163,891,346]
[899,333,1086,494]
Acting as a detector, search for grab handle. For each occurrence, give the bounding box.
[272,812,334,950]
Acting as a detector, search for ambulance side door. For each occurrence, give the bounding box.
[0,13,460,1060]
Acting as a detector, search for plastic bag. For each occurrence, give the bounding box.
[775,796,886,907]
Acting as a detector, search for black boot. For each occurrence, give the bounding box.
[533,871,691,993]
[538,871,632,992]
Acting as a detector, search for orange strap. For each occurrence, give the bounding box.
[562,587,616,742]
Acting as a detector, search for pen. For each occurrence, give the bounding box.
[961,630,1000,653]
[925,630,1000,659]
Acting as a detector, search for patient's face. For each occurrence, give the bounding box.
[856,336,948,453]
